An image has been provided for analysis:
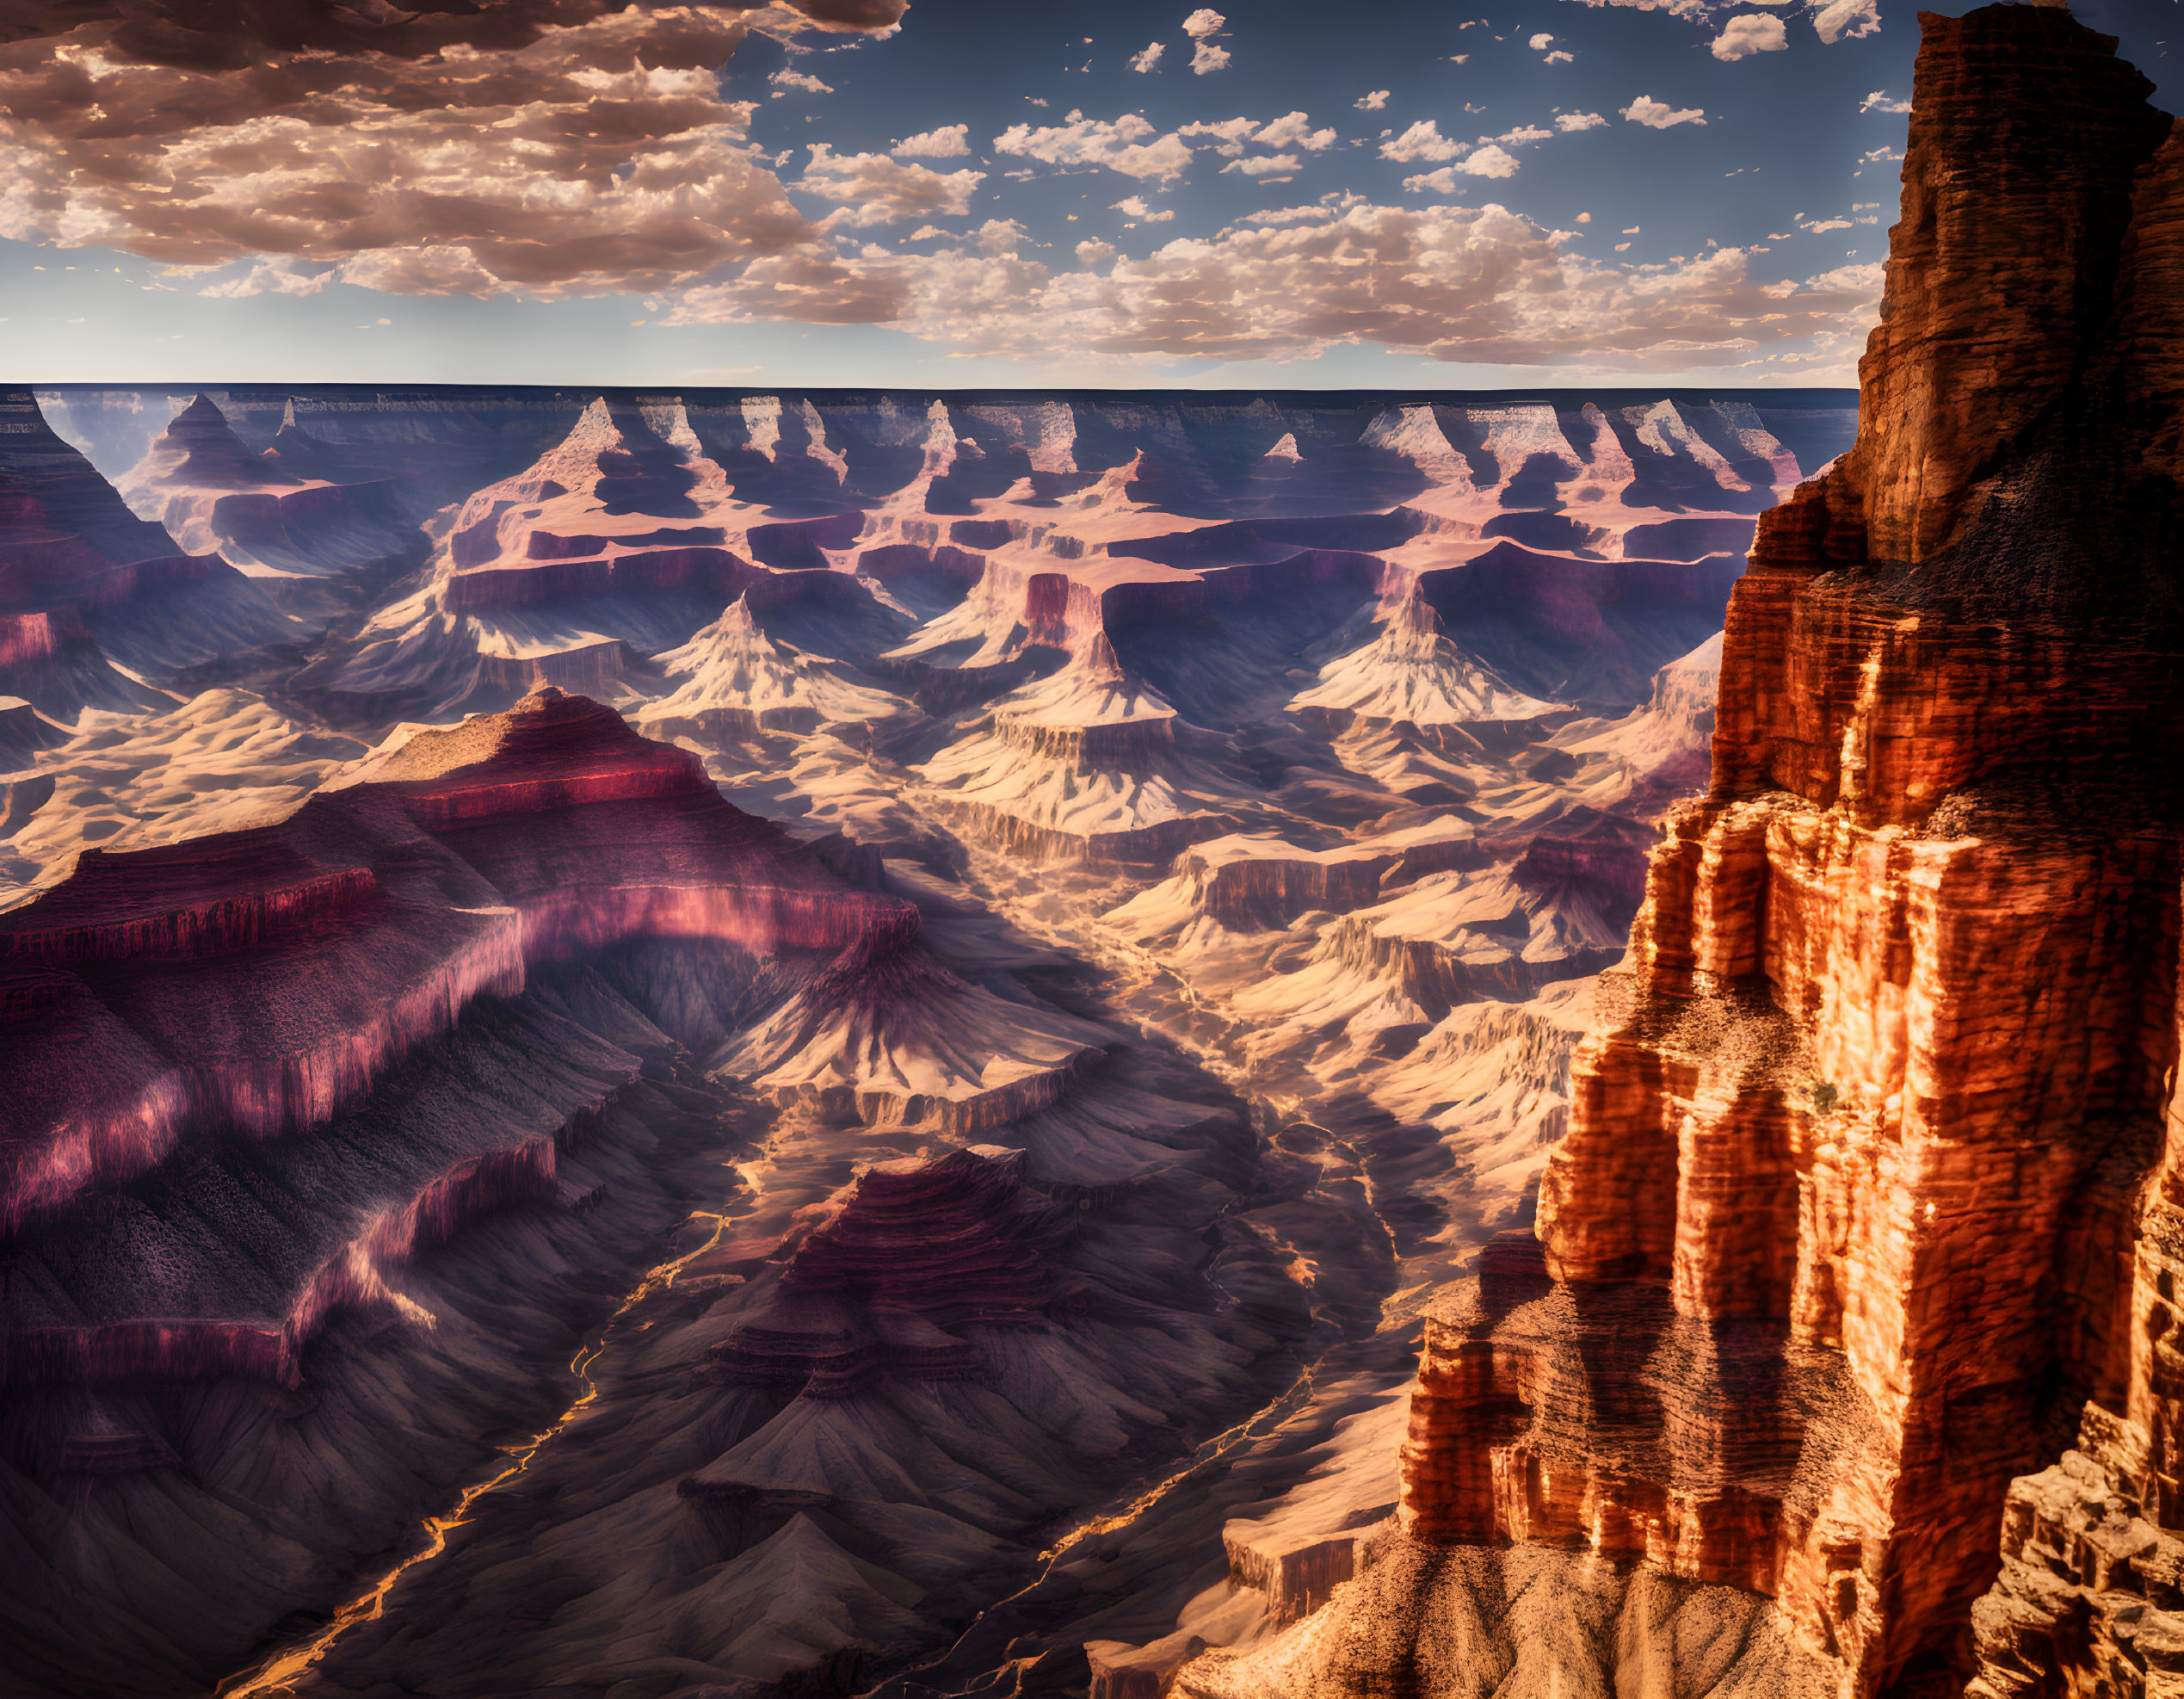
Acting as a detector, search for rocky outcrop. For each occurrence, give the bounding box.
[0,392,294,701]
[0,689,922,1368]
[0,392,206,616]
[700,1146,1072,1401]
[1375,10,2184,1699]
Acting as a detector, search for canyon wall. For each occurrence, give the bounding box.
[0,688,920,1382]
[1389,8,2184,1697]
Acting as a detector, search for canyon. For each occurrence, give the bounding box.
[0,204,1898,1693]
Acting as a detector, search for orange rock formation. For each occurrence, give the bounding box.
[1398,8,2184,1695]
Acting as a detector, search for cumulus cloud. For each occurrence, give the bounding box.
[1404,145,1521,192]
[1355,90,1391,110]
[1557,112,1608,132]
[1379,120,1465,164]
[0,1,904,300]
[1544,50,1574,64]
[1813,0,1881,41]
[197,260,333,299]
[671,199,1883,380]
[1256,111,1337,151]
[1111,195,1176,222]
[994,111,1194,181]
[1621,95,1707,128]
[1528,33,1555,49]
[771,67,834,95]
[978,218,1029,256]
[1557,0,1708,16]
[895,125,971,158]
[1860,89,1910,114]
[1131,41,1165,72]
[1181,117,1258,156]
[1182,9,1226,39]
[1192,41,1231,74]
[1076,238,1116,266]
[1711,14,1788,59]
[799,145,984,227]
[1225,154,1302,176]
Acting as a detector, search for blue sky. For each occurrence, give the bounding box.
[0,0,2172,388]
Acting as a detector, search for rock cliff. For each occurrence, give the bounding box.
[1370,9,2184,1698]
[0,688,917,1380]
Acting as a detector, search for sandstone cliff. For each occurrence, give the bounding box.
[1182,9,2184,1698]
[0,688,918,1383]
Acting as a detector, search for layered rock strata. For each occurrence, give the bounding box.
[1381,9,2184,1697]
[0,688,916,1381]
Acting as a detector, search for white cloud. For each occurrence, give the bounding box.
[1404,145,1519,192]
[1225,153,1302,176]
[0,7,885,303]
[1576,212,1591,223]
[1804,218,1852,232]
[770,68,834,95]
[1132,41,1165,72]
[1557,112,1608,132]
[1528,32,1555,48]
[1460,145,1521,178]
[1183,9,1226,38]
[978,218,1029,256]
[1355,90,1391,111]
[1495,126,1552,145]
[1621,95,1707,129]
[800,145,984,227]
[1256,111,1337,151]
[1076,238,1117,266]
[1544,50,1574,64]
[1379,120,1464,164]
[1181,117,1258,156]
[1111,195,1177,222]
[1558,0,1710,15]
[894,125,971,159]
[197,260,334,299]
[1711,14,1788,59]
[670,201,1884,381]
[1813,0,1881,41]
[1860,90,1911,114]
[995,111,1195,181]
[1192,41,1231,74]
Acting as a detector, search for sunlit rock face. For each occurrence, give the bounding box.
[1185,10,2184,1699]
[0,389,297,718]
[0,688,911,1380]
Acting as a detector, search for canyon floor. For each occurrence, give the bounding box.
[0,384,1853,1699]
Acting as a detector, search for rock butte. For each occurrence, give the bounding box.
[1170,9,2184,1699]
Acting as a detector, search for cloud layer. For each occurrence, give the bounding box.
[675,197,1880,377]
[0,0,1893,380]
[0,2,912,298]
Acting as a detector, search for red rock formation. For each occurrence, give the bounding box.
[0,392,212,618]
[0,689,919,1252]
[1394,9,2184,1697]
[704,1146,1071,1402]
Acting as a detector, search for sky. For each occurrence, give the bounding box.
[0,0,2173,390]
